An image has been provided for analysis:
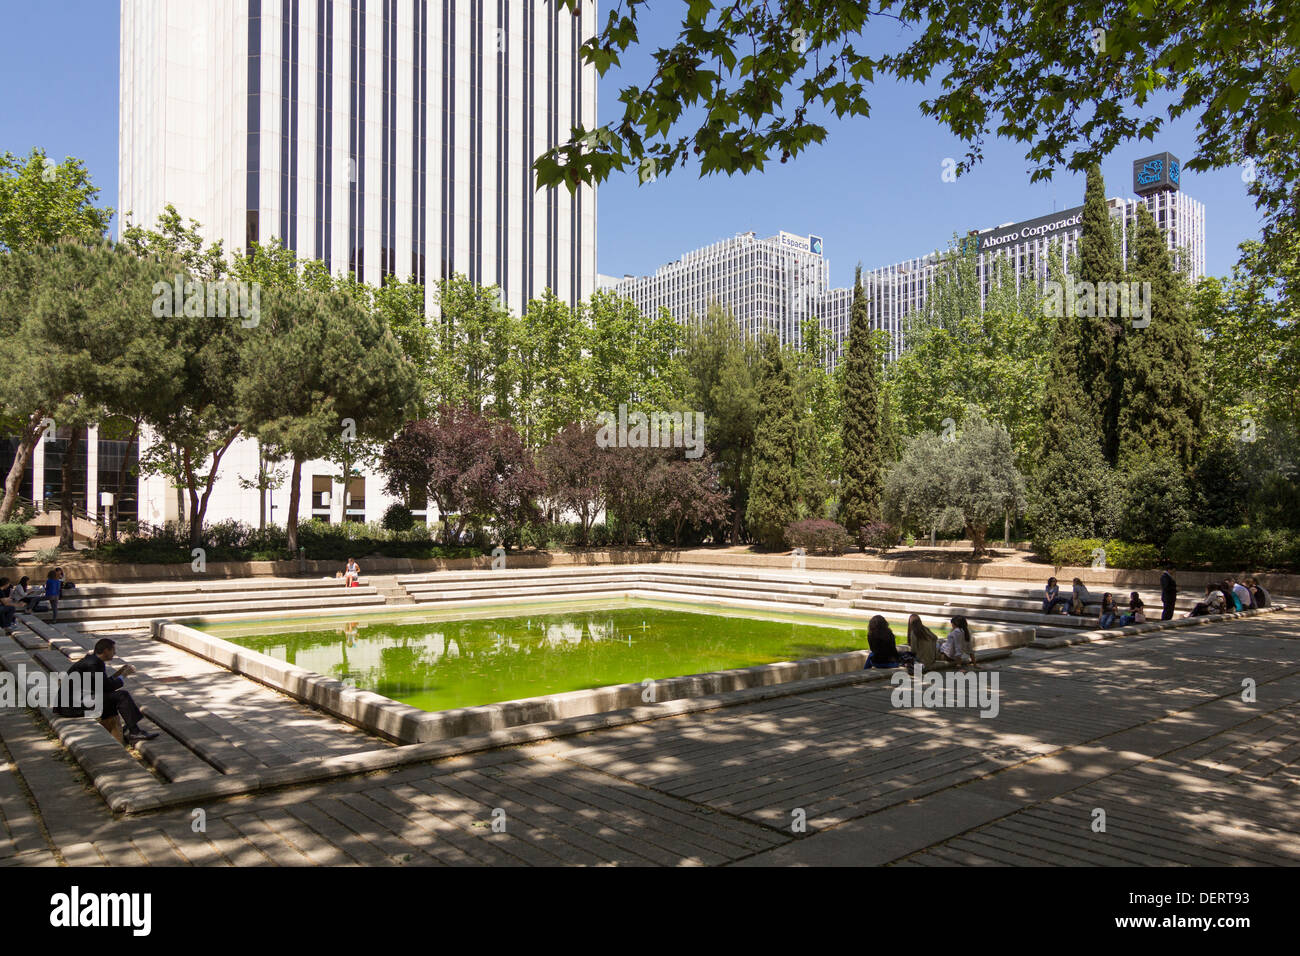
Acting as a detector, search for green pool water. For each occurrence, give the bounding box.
[204,600,936,713]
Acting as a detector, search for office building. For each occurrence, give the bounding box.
[4,0,599,531]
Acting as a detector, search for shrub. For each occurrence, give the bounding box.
[785,519,852,555]
[1048,538,1161,570]
[858,521,899,552]
[1103,540,1162,570]
[35,547,62,563]
[1164,526,1298,570]
[1248,473,1300,530]
[1117,459,1195,545]
[381,503,415,532]
[0,523,38,554]
[1027,453,1122,556]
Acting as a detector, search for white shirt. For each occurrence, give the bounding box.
[1232,583,1252,608]
[940,628,971,663]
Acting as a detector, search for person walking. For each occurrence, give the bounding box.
[42,568,62,623]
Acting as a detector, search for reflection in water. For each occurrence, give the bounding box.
[225,607,877,714]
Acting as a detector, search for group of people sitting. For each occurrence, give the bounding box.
[863,613,976,672]
[1098,592,1147,629]
[1042,570,1270,629]
[0,568,71,633]
[1189,576,1269,617]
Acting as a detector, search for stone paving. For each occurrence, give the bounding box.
[1,610,1298,866]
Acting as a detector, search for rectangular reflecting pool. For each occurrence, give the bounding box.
[200,599,938,713]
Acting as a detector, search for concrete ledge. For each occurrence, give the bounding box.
[1028,604,1287,647]
[112,647,1015,814]
[153,616,890,744]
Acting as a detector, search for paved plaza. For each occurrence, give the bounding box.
[1,607,1298,867]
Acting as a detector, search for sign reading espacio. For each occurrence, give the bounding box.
[977,205,1085,251]
[777,231,823,255]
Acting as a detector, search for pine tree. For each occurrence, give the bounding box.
[1077,164,1125,463]
[839,265,884,532]
[745,336,801,548]
[1116,204,1205,472]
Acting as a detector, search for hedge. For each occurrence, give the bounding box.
[1045,527,1299,572]
[87,518,482,563]
[1164,526,1300,571]
[1048,538,1162,570]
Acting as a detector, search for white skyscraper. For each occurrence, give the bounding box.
[116,0,597,528]
[613,231,831,348]
[611,152,1205,374]
[119,0,597,316]
[864,153,1207,361]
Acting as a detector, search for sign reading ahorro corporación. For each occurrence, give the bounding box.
[976,206,1084,252]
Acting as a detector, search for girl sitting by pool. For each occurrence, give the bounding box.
[864,615,904,669]
[938,615,976,668]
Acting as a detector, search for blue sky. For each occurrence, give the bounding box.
[0,1,1265,290]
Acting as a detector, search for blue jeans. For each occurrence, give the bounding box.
[1099,612,1116,629]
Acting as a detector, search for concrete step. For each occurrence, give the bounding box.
[57,576,373,599]
[852,596,1094,629]
[56,585,379,610]
[33,593,387,623]
[397,565,856,589]
[872,580,1202,611]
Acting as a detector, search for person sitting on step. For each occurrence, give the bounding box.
[1247,577,1270,608]
[343,557,360,587]
[1098,593,1118,630]
[1118,592,1146,626]
[59,638,158,746]
[1042,576,1070,615]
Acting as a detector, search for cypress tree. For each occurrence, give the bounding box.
[1077,165,1125,463]
[745,336,801,548]
[1116,204,1205,472]
[1038,242,1104,451]
[1028,243,1120,546]
[839,265,884,532]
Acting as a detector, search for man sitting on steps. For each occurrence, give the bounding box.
[62,638,158,745]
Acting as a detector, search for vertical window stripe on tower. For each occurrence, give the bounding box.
[248,0,262,249]
[441,0,455,280]
[348,0,366,276]
[315,0,334,267]
[411,0,427,284]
